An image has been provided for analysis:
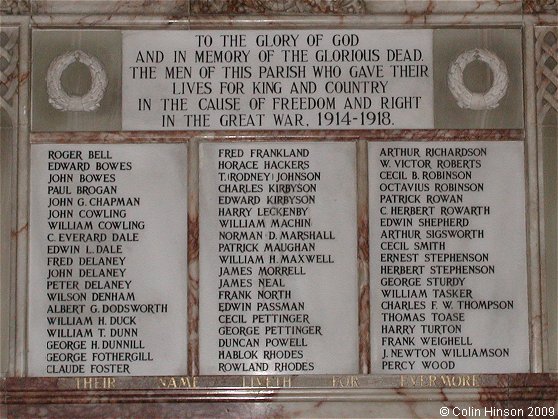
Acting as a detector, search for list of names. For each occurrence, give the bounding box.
[28,144,189,376]
[199,142,359,374]
[369,141,529,374]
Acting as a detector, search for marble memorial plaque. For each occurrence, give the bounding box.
[369,141,529,374]
[123,30,433,130]
[28,144,188,376]
[199,142,359,374]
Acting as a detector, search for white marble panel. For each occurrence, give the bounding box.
[199,142,359,374]
[122,30,433,130]
[28,144,188,376]
[369,141,529,374]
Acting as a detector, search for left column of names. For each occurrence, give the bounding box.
[28,144,189,376]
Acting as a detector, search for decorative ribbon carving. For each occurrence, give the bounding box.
[46,50,108,112]
[0,26,19,127]
[535,27,558,124]
[447,48,509,110]
[0,0,31,15]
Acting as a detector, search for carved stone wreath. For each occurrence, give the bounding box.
[448,48,509,111]
[46,50,108,112]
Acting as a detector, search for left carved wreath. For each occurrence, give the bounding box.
[46,50,108,112]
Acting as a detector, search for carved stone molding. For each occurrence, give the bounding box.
[0,26,19,127]
[46,50,108,112]
[191,0,366,14]
[524,0,557,13]
[448,48,509,111]
[0,0,31,15]
[535,27,558,124]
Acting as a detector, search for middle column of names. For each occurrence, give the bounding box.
[199,142,359,374]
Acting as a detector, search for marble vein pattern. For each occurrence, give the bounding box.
[0,5,556,417]
[357,141,370,373]
[0,0,539,15]
[368,0,522,14]
[187,212,199,375]
[190,0,366,14]
[2,373,558,418]
[29,0,190,16]
[28,129,525,144]
[187,140,200,375]
[524,0,558,13]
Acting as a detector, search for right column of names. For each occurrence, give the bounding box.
[369,141,529,374]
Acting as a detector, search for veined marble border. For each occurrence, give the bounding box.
[1,0,534,16]
[534,23,558,373]
[2,374,557,419]
[4,372,557,392]
[28,13,525,27]
[0,8,555,419]
[0,17,30,379]
[29,130,525,144]
[0,8,552,387]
